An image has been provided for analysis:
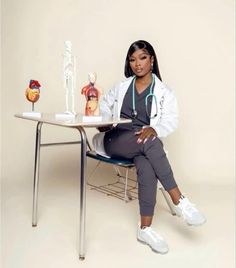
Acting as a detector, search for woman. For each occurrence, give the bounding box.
[94,40,206,254]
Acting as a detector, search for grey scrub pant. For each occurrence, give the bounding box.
[104,129,177,216]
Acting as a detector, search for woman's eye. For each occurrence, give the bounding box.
[140,56,147,60]
[129,58,135,62]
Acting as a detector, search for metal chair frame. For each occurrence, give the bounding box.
[86,150,137,202]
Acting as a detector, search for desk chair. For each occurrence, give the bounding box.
[86,146,176,215]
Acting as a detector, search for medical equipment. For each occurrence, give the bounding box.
[131,74,158,119]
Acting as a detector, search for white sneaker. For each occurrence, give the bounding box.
[137,226,169,254]
[174,196,206,226]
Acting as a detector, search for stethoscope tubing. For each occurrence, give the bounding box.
[132,74,158,119]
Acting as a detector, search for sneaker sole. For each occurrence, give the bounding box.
[175,212,207,226]
[186,218,207,226]
[137,238,169,254]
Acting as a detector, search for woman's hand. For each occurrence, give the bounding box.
[134,127,157,144]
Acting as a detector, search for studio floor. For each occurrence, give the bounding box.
[1,165,235,268]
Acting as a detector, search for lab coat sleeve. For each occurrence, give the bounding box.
[92,86,117,158]
[152,89,178,138]
[99,85,117,117]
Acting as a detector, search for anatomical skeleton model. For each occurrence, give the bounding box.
[63,40,76,115]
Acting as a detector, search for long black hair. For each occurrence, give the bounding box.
[124,40,162,81]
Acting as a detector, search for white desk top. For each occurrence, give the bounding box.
[15,113,132,128]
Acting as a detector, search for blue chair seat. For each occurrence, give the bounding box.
[86,150,136,202]
[86,151,135,167]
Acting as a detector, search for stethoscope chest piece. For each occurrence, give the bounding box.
[131,110,138,118]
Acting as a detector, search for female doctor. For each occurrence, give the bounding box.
[94,40,206,254]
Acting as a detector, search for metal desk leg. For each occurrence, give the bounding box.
[77,127,87,260]
[32,122,43,227]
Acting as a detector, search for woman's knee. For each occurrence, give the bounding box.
[134,156,157,188]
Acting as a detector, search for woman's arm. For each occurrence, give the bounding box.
[152,89,178,138]
[99,85,117,117]
[97,85,118,132]
[135,89,178,143]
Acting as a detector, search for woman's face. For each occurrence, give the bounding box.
[129,49,153,78]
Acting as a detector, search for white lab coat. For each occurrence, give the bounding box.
[93,74,178,156]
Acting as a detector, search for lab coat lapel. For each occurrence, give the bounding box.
[117,77,133,117]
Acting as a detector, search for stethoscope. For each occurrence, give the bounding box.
[131,74,158,119]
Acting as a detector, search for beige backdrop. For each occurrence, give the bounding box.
[1,0,235,185]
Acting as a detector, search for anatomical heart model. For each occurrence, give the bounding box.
[25,80,41,111]
[81,73,102,116]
